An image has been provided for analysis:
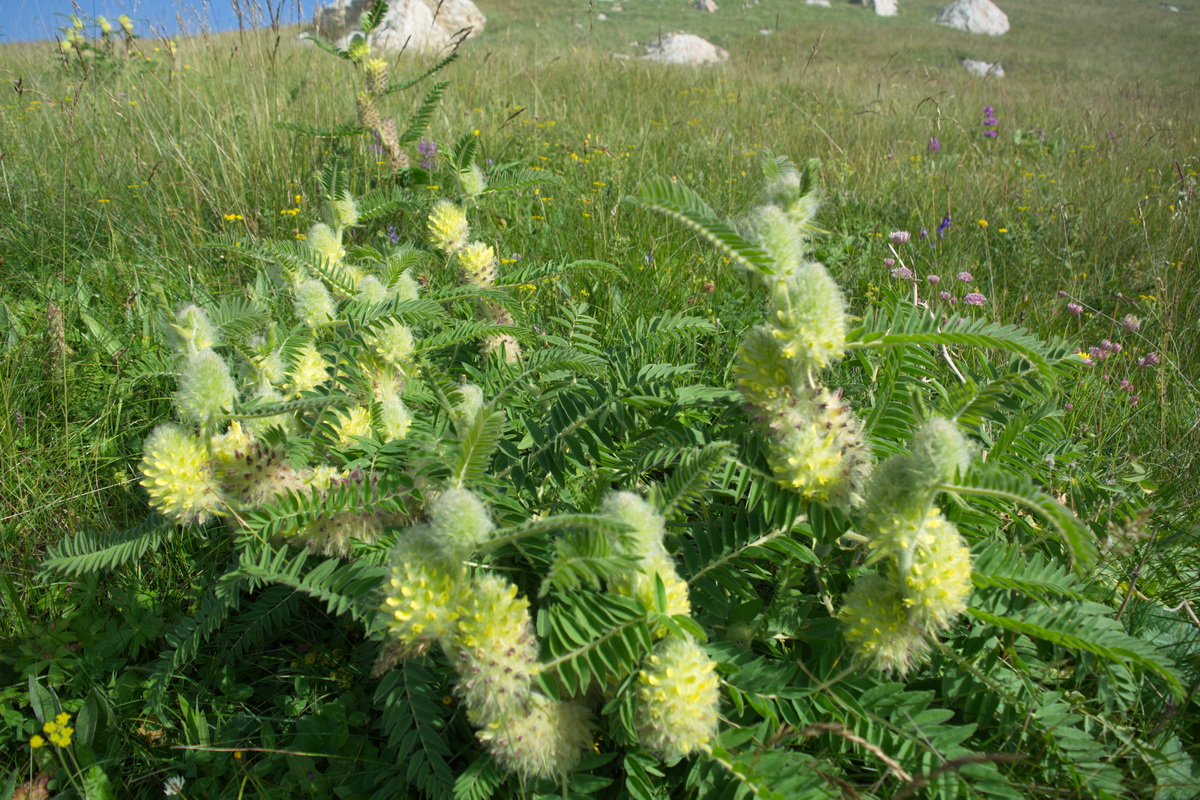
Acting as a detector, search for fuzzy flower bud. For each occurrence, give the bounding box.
[428,199,470,253]
[909,418,972,484]
[636,636,720,760]
[170,304,219,356]
[839,572,930,675]
[286,342,330,397]
[174,349,237,426]
[612,555,692,620]
[459,241,497,288]
[427,488,494,558]
[601,491,668,559]
[379,392,413,442]
[295,279,336,328]
[355,275,387,305]
[452,383,485,427]
[477,695,591,781]
[356,92,383,130]
[247,336,286,388]
[346,32,369,63]
[306,222,345,265]
[734,326,804,409]
[746,204,805,271]
[118,14,134,35]
[389,265,421,302]
[139,424,220,524]
[365,58,388,95]
[330,195,360,231]
[458,163,487,198]
[482,333,522,363]
[98,16,112,34]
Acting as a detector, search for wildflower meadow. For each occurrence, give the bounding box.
[1,0,1198,798]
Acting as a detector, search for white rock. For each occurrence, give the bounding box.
[961,58,1004,78]
[937,0,1010,35]
[694,0,719,10]
[849,0,897,15]
[598,13,608,20]
[314,0,485,55]
[805,0,832,6]
[640,33,729,65]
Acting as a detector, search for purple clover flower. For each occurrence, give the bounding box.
[1067,302,1083,315]
[927,275,940,285]
[1121,314,1141,332]
[891,266,913,280]
[928,137,941,154]
[1138,352,1160,368]
[963,292,987,306]
[940,291,955,303]
[956,272,974,282]
[883,257,896,267]
[889,230,910,245]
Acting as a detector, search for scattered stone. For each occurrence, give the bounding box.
[694,0,719,10]
[598,13,608,20]
[759,28,773,35]
[640,33,729,65]
[1162,3,1181,10]
[849,0,898,16]
[961,58,1005,78]
[936,0,1010,36]
[805,0,832,6]
[313,0,485,55]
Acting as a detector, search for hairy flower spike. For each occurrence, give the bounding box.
[765,264,848,371]
[383,532,464,645]
[479,696,591,781]
[452,383,485,427]
[139,424,221,525]
[370,320,415,369]
[365,58,388,95]
[287,342,330,397]
[459,241,497,288]
[174,349,237,427]
[839,572,931,675]
[389,267,420,302]
[306,222,345,264]
[767,388,871,506]
[899,511,973,633]
[427,488,494,558]
[295,279,336,328]
[454,573,538,721]
[428,199,469,253]
[734,325,803,409]
[636,636,720,760]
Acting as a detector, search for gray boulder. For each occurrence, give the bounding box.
[640,33,729,65]
[961,58,1005,78]
[937,0,1010,35]
[314,0,485,54]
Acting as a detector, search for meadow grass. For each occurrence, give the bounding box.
[0,0,1197,785]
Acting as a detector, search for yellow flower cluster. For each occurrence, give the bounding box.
[427,200,469,253]
[33,713,74,748]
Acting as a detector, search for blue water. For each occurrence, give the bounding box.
[0,0,315,44]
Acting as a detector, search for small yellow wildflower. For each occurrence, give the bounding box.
[977,219,988,227]
[223,213,243,221]
[30,734,45,749]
